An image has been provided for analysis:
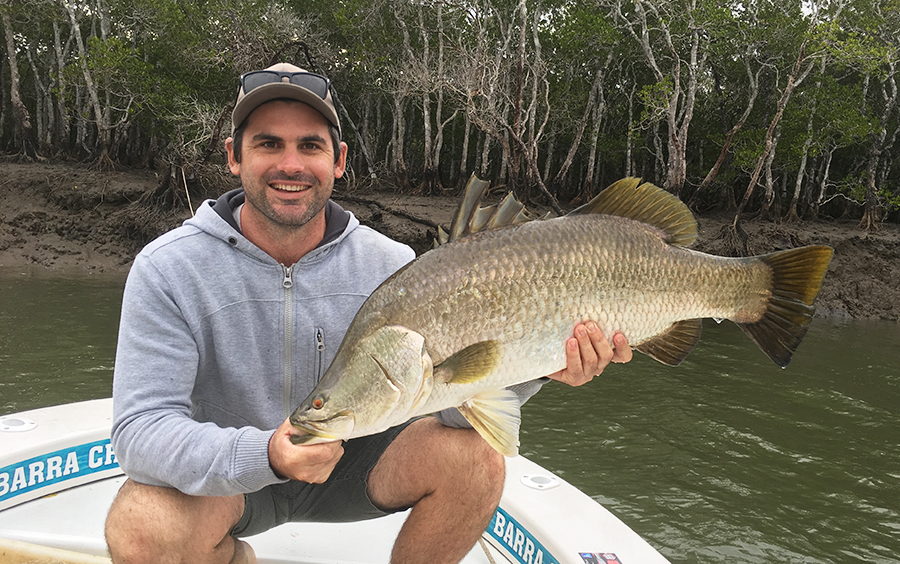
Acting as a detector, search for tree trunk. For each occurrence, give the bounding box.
[478,130,491,178]
[508,0,528,196]
[859,65,897,231]
[859,144,881,231]
[623,0,702,197]
[787,123,815,222]
[390,94,410,191]
[525,5,549,200]
[458,116,471,188]
[429,3,447,194]
[2,11,38,158]
[52,19,72,148]
[553,56,612,186]
[810,147,834,219]
[760,128,780,219]
[692,60,760,207]
[732,36,813,248]
[625,83,636,177]
[578,91,606,203]
[335,94,376,179]
[64,0,112,166]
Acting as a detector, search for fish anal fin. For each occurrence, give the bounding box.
[568,177,698,247]
[433,340,503,384]
[458,389,521,457]
[737,245,834,367]
[635,319,702,366]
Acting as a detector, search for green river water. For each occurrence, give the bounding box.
[0,269,898,563]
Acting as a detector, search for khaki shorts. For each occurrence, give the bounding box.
[231,420,415,537]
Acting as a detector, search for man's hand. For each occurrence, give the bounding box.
[268,418,344,483]
[548,322,632,386]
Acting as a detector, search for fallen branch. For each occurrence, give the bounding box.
[333,194,443,231]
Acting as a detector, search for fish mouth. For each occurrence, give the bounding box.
[289,413,355,444]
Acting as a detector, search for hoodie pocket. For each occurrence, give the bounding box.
[314,327,327,382]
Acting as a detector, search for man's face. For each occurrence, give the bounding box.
[226,100,347,231]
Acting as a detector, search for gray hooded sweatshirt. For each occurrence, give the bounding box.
[111,189,545,498]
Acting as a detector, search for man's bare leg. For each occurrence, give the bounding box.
[105,479,254,564]
[367,417,505,564]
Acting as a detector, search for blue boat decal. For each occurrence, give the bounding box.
[0,439,119,504]
[487,506,560,564]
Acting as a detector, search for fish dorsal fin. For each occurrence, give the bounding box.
[438,175,537,245]
[634,319,702,366]
[568,178,698,247]
[458,389,521,457]
[433,340,503,384]
[448,175,491,241]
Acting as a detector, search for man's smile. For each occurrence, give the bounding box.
[271,182,312,192]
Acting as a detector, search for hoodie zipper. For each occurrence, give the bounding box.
[282,265,294,419]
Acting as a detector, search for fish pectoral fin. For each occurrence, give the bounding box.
[635,319,702,366]
[458,389,521,457]
[433,340,502,384]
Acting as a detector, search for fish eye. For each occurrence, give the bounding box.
[312,396,325,410]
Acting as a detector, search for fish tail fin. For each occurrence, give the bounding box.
[737,245,834,368]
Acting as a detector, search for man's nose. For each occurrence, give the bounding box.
[278,147,306,173]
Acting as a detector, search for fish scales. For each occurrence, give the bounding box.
[355,214,770,410]
[290,177,833,456]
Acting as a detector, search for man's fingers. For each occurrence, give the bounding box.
[269,418,345,483]
[611,332,633,363]
[562,337,584,385]
[577,323,603,367]
[552,324,632,387]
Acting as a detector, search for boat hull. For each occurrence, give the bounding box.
[0,400,670,564]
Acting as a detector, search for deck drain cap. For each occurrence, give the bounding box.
[0,417,37,432]
[521,474,560,490]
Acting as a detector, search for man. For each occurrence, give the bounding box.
[104,63,632,564]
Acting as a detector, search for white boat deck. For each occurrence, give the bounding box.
[0,399,670,564]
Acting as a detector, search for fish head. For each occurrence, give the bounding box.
[290,325,433,442]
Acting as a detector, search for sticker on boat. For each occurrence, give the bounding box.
[0,438,118,506]
[580,553,623,563]
[487,506,560,564]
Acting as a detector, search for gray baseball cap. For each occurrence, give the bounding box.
[231,62,341,136]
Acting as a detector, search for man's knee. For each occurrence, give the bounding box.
[420,424,505,528]
[367,419,506,512]
[458,429,505,506]
[414,420,506,506]
[105,479,244,564]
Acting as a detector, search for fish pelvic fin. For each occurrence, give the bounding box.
[738,245,834,368]
[568,178,698,247]
[635,319,702,366]
[458,389,522,457]
[433,340,503,384]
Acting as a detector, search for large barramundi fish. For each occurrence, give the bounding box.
[290,177,833,456]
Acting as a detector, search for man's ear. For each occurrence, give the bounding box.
[225,137,240,176]
[334,142,348,179]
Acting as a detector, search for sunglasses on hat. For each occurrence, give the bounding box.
[239,70,331,99]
